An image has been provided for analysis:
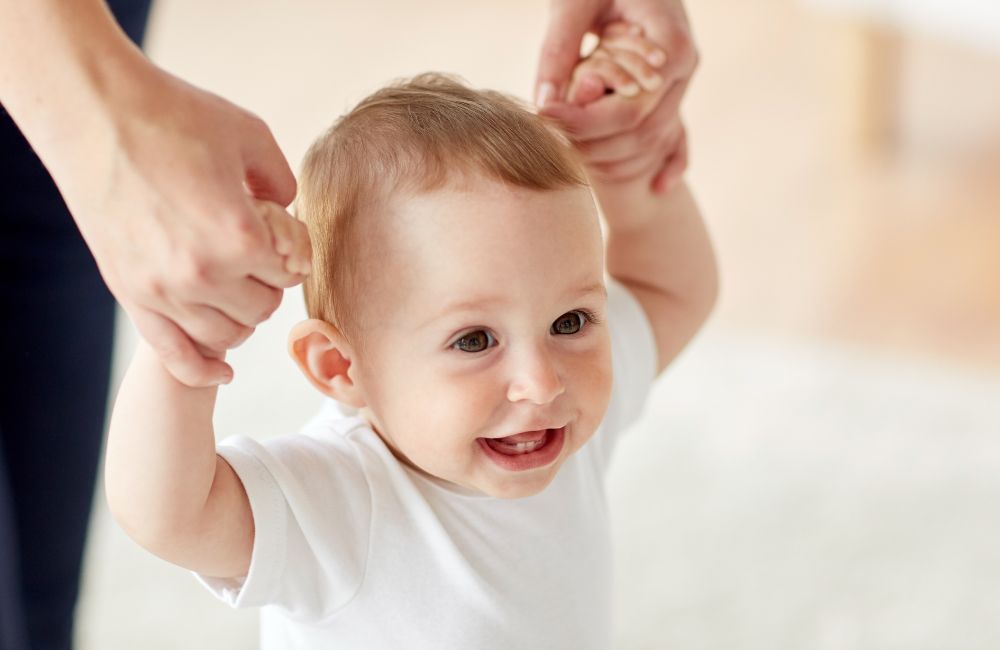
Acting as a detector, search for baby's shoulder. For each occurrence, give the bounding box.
[216,400,382,493]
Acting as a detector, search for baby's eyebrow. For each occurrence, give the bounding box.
[574,282,608,300]
[421,282,607,329]
[420,295,508,329]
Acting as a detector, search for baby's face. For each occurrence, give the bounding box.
[351,176,612,498]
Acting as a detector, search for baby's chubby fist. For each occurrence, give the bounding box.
[566,23,667,107]
[542,22,688,192]
[257,200,313,277]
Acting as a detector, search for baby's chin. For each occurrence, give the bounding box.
[475,444,579,499]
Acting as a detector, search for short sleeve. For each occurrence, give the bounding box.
[195,431,372,621]
[590,277,658,468]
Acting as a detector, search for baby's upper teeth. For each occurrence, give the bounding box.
[507,440,542,453]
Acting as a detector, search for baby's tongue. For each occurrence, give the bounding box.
[494,429,547,444]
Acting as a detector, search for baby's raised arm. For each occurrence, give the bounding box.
[599,180,718,374]
[102,198,308,578]
[561,24,718,374]
[105,344,254,578]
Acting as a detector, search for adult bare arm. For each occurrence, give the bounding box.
[0,0,311,386]
[535,0,698,193]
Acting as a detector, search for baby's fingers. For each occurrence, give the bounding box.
[596,47,663,93]
[568,55,639,104]
[286,214,313,277]
[256,199,311,276]
[568,72,607,105]
[601,22,668,68]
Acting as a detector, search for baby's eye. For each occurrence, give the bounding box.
[452,330,495,353]
[551,311,587,335]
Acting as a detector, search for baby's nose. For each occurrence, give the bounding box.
[505,346,565,405]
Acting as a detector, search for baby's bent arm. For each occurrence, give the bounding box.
[595,178,719,375]
[105,343,254,578]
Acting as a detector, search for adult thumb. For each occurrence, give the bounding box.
[534,0,602,108]
[241,117,297,207]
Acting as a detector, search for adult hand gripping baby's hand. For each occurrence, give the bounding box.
[535,0,698,192]
[53,61,311,387]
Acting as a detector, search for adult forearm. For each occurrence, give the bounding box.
[0,0,144,165]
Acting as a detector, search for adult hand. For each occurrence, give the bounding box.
[1,1,316,387]
[63,62,310,387]
[2,1,312,387]
[535,0,698,192]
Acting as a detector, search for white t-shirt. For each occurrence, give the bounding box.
[198,278,657,649]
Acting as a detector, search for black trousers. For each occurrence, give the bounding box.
[0,2,153,648]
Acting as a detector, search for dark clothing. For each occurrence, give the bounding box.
[0,2,154,648]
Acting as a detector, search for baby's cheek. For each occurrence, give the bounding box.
[431,375,499,433]
[574,347,614,417]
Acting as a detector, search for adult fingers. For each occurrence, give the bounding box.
[652,127,689,194]
[629,0,699,84]
[542,74,686,141]
[173,303,256,352]
[540,98,641,141]
[588,149,664,184]
[203,276,284,327]
[240,115,297,206]
[602,21,641,39]
[534,0,603,106]
[575,95,681,163]
[130,306,233,387]
[585,118,686,185]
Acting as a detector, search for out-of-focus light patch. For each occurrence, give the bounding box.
[805,0,1000,55]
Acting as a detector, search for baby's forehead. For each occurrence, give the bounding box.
[352,179,603,311]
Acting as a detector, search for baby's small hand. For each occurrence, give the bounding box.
[558,22,687,188]
[256,199,313,277]
[566,23,666,107]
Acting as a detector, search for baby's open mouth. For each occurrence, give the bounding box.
[475,426,567,472]
[482,429,551,456]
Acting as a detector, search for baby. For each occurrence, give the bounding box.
[106,24,717,649]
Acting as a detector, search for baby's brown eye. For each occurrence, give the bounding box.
[551,312,584,335]
[453,330,495,353]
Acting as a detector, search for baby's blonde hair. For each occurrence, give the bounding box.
[296,73,586,342]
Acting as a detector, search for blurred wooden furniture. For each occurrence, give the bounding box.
[807,0,1000,152]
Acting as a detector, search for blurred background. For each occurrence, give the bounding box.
[76,0,1000,647]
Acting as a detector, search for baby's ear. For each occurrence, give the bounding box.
[288,320,366,408]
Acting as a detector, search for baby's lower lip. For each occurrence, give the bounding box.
[476,427,566,472]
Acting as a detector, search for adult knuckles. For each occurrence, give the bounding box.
[226,211,270,259]
[138,273,170,304]
[244,112,271,136]
[173,250,216,293]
